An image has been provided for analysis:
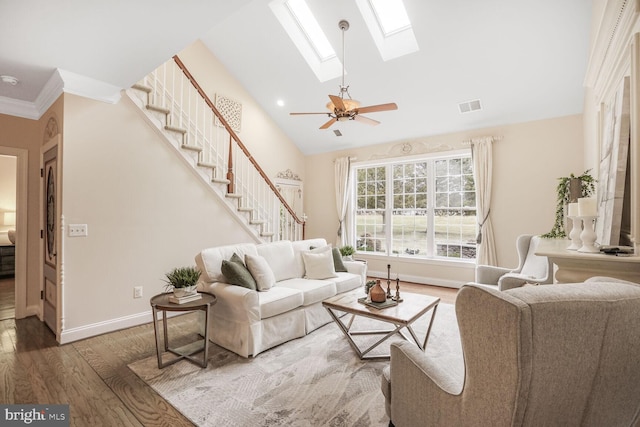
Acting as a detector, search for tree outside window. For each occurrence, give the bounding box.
[353,155,476,260]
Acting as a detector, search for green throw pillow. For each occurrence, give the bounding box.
[221,253,257,290]
[331,248,348,272]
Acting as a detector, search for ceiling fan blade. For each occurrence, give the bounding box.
[356,103,398,114]
[290,112,330,115]
[354,115,380,126]
[328,95,346,111]
[320,117,338,129]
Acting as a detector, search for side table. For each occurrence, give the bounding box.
[150,292,216,369]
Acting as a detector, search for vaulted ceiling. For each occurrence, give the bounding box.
[0,0,592,155]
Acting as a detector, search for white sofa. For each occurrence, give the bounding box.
[194,238,367,358]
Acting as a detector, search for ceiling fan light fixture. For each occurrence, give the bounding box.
[326,98,361,111]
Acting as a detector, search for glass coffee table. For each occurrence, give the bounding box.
[322,291,440,360]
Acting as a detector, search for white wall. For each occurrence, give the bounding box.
[304,114,584,286]
[60,93,256,342]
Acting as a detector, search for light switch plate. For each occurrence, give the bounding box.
[68,224,88,237]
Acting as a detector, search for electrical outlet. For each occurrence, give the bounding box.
[134,286,143,299]
[68,224,88,237]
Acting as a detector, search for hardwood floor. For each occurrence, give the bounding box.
[0,277,15,320]
[0,281,458,426]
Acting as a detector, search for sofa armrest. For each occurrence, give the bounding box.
[198,281,260,323]
[387,341,463,426]
[343,260,367,284]
[475,264,511,285]
[497,273,536,290]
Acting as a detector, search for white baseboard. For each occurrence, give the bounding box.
[59,309,191,344]
[60,310,153,344]
[367,269,464,289]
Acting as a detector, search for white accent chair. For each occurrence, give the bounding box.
[473,234,553,290]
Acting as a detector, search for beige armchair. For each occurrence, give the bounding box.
[381,279,640,427]
[473,234,553,290]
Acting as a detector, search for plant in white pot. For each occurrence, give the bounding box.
[339,245,355,261]
[164,266,201,298]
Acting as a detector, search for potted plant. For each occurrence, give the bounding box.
[339,245,355,261]
[542,170,596,239]
[163,266,201,297]
[364,279,377,296]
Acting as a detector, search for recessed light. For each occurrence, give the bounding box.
[1,75,19,86]
[276,99,285,107]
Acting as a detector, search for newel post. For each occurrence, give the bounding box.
[227,136,234,194]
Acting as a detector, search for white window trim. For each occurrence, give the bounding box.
[350,149,476,263]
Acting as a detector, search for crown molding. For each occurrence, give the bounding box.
[0,95,41,120]
[584,0,639,101]
[57,69,122,105]
[0,68,121,120]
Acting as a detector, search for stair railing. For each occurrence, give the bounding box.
[139,56,305,241]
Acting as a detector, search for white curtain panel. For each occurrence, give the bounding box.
[472,137,497,266]
[334,157,352,247]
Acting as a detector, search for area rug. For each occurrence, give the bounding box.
[129,303,462,427]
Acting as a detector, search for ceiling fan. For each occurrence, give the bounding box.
[290,20,398,130]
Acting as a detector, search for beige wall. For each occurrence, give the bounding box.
[178,40,306,182]
[305,114,584,286]
[60,93,257,341]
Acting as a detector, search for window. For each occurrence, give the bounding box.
[369,0,412,36]
[269,0,342,82]
[353,153,477,260]
[355,0,419,61]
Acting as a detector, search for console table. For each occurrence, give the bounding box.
[535,238,640,283]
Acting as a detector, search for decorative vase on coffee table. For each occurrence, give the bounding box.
[370,280,387,303]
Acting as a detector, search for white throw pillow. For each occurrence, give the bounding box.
[245,254,276,291]
[301,249,337,280]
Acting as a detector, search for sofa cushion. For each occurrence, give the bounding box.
[332,248,348,272]
[292,238,328,278]
[302,249,338,280]
[258,286,304,319]
[332,272,363,294]
[311,245,347,273]
[245,253,276,291]
[276,278,337,306]
[196,243,258,283]
[256,240,296,282]
[221,255,257,290]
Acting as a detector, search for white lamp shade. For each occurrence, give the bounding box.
[3,212,15,226]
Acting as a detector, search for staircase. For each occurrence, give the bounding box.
[125,56,305,242]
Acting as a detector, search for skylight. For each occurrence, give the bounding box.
[369,0,411,37]
[285,0,335,61]
[270,0,342,82]
[356,0,419,61]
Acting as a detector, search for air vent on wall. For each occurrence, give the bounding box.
[458,99,482,114]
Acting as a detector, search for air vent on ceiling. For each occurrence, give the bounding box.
[333,129,342,137]
[458,99,482,114]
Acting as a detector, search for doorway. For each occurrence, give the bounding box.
[0,147,28,320]
[0,154,16,320]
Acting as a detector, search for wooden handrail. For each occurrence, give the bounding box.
[172,55,306,232]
